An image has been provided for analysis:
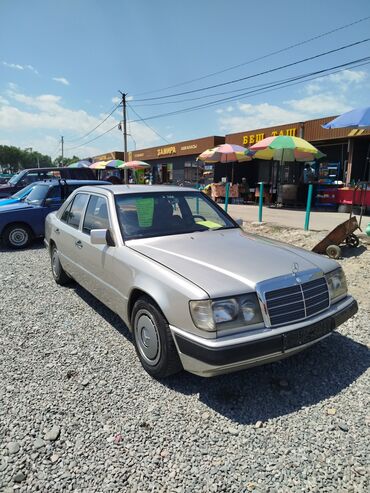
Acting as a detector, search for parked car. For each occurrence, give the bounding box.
[0,173,15,184]
[45,185,358,378]
[0,180,109,248]
[0,183,40,207]
[0,167,95,198]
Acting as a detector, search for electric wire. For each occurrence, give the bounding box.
[134,15,370,97]
[64,102,121,143]
[128,103,171,144]
[127,56,370,124]
[132,73,323,107]
[64,56,370,151]
[64,122,119,151]
[133,38,370,101]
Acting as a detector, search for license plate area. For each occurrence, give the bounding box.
[283,318,334,351]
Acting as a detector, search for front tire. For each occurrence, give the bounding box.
[132,296,182,378]
[3,223,33,249]
[51,245,71,285]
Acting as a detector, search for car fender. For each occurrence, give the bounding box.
[124,249,209,336]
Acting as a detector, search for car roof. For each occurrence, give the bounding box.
[73,184,198,195]
[34,179,109,187]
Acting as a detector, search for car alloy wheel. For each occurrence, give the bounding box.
[134,309,162,366]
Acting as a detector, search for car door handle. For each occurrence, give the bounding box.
[55,228,60,235]
[75,240,83,249]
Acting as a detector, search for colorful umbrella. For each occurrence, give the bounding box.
[197,143,251,183]
[249,135,324,162]
[68,160,91,168]
[106,159,125,168]
[197,143,251,163]
[118,160,150,170]
[322,106,370,129]
[89,161,108,169]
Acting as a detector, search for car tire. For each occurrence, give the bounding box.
[51,245,71,285]
[132,296,182,378]
[3,223,33,249]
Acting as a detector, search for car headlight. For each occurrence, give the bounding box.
[190,294,263,331]
[325,268,347,303]
[212,299,239,324]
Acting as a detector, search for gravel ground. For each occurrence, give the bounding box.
[0,226,369,493]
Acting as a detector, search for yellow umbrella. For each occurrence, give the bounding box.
[90,161,108,169]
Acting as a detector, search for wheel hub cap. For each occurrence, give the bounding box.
[10,229,28,246]
[136,313,160,365]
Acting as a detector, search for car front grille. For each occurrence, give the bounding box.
[265,277,330,326]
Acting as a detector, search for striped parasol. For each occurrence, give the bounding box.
[197,143,251,163]
[89,161,108,169]
[106,159,125,168]
[249,135,324,161]
[118,160,150,170]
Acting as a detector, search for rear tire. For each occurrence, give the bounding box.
[132,296,182,378]
[3,223,33,249]
[51,245,71,285]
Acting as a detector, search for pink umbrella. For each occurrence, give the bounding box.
[118,160,150,170]
[197,143,251,183]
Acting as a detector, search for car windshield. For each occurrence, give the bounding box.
[11,184,35,199]
[25,184,51,205]
[115,191,237,240]
[8,172,24,185]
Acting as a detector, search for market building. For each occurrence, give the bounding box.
[224,116,370,208]
[91,135,224,185]
[90,114,369,209]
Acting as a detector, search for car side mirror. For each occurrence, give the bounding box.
[90,229,115,246]
[45,198,55,206]
[235,218,243,226]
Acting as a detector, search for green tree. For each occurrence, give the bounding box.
[53,155,81,167]
[0,145,53,171]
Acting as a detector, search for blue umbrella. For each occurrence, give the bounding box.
[322,106,370,129]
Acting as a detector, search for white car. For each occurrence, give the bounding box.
[45,185,358,378]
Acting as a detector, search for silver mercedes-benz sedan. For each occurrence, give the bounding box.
[44,185,358,378]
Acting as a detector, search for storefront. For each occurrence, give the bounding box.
[89,114,369,210]
[225,117,370,208]
[126,136,224,185]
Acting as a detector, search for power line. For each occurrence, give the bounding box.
[134,15,370,97]
[127,56,370,124]
[134,38,370,102]
[64,55,370,152]
[65,102,121,143]
[64,122,118,151]
[132,74,318,107]
[128,103,171,144]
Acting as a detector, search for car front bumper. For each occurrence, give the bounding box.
[170,296,358,377]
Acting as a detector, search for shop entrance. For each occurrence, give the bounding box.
[156,163,173,184]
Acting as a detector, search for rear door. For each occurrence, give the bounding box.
[56,192,89,279]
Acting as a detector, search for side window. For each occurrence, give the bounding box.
[22,172,39,185]
[83,195,110,234]
[46,186,62,204]
[67,193,89,229]
[61,201,73,223]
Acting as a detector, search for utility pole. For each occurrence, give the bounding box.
[119,91,128,183]
[61,136,64,166]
